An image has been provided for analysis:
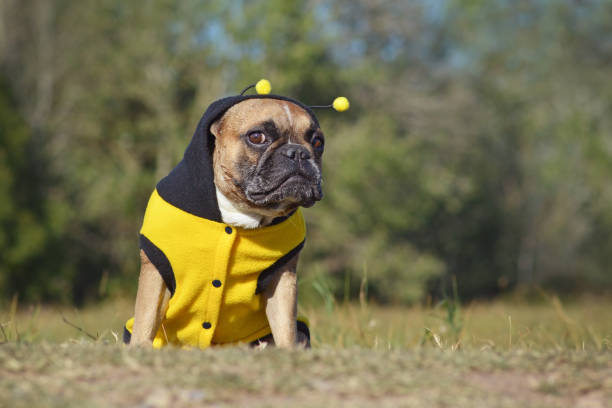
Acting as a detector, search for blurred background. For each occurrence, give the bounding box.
[1,0,611,307]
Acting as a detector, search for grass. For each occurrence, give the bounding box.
[1,294,611,407]
[307,296,612,352]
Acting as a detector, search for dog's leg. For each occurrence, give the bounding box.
[130,250,170,346]
[264,255,303,349]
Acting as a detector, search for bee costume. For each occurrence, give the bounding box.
[124,80,348,348]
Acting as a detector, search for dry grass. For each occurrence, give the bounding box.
[1,295,611,407]
[2,294,610,351]
[307,296,612,352]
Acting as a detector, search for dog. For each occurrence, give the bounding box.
[123,92,325,349]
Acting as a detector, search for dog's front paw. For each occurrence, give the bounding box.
[297,331,310,349]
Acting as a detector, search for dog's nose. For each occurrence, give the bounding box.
[281,145,311,161]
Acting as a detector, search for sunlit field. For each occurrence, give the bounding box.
[2,294,610,351]
[1,296,610,407]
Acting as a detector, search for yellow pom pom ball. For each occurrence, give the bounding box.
[332,96,350,112]
[255,79,271,95]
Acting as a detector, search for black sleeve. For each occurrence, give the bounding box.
[139,234,176,296]
[255,240,305,294]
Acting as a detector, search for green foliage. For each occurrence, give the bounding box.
[1,0,612,304]
[301,115,447,303]
[0,80,68,302]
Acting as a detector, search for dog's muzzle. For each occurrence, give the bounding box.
[244,146,322,208]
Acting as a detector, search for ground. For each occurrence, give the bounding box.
[1,296,611,407]
[2,344,610,407]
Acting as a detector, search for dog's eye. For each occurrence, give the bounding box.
[311,137,324,149]
[248,132,266,145]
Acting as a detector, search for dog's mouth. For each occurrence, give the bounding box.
[247,174,305,198]
[245,173,323,208]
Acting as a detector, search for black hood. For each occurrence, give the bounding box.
[156,94,320,221]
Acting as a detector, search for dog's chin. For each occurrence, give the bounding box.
[245,176,323,212]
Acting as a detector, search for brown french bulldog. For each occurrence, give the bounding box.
[125,95,325,349]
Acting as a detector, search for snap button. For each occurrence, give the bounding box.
[225,226,233,234]
[212,280,222,288]
[202,322,212,329]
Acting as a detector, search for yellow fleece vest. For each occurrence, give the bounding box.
[125,189,306,348]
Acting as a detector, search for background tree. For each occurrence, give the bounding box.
[1,0,611,305]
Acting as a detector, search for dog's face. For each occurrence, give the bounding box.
[211,99,324,217]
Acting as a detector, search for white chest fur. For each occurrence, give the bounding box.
[215,187,263,229]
